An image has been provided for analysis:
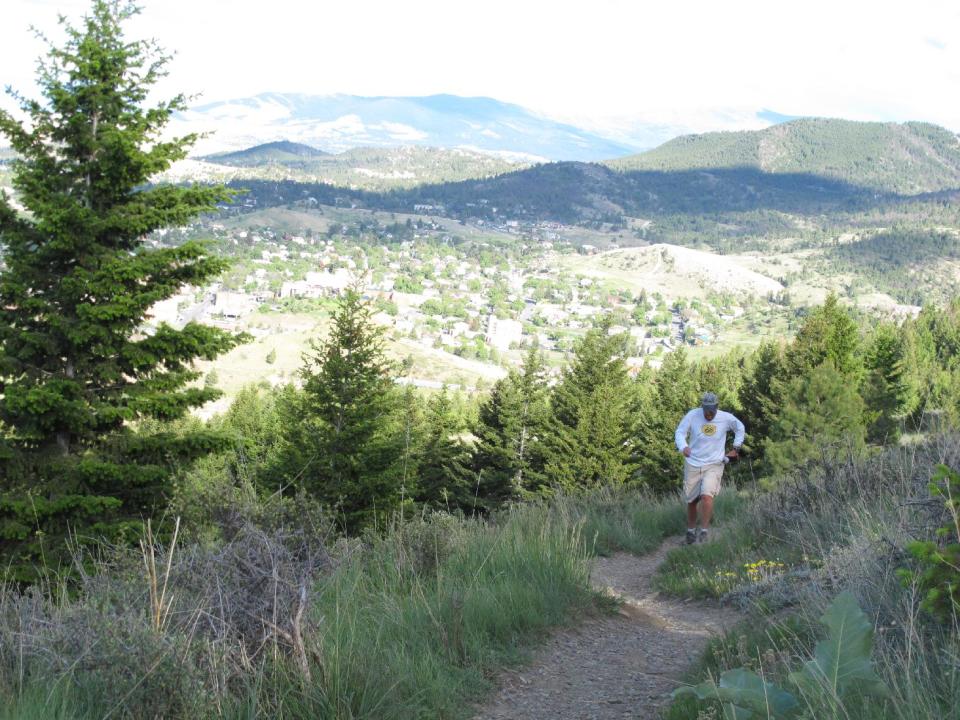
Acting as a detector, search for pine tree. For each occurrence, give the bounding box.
[397,383,425,502]
[416,387,474,512]
[291,286,402,531]
[862,323,915,443]
[0,1,244,579]
[544,327,639,490]
[737,341,787,451]
[764,362,867,475]
[910,300,960,426]
[787,293,861,378]
[472,347,550,502]
[634,347,699,491]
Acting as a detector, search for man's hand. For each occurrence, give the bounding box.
[726,448,739,459]
[683,447,691,458]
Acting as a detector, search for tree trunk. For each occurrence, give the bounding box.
[57,359,76,456]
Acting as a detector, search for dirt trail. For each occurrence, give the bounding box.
[472,537,741,720]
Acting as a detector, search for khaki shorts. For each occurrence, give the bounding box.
[683,461,724,503]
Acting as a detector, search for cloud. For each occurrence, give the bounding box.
[3,0,960,135]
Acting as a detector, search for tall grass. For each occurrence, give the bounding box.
[546,484,692,556]
[0,488,683,719]
[267,507,595,719]
[661,433,960,719]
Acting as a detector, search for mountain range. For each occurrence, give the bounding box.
[171,93,795,162]
[224,117,960,244]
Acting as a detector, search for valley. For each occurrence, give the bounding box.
[5,114,960,405]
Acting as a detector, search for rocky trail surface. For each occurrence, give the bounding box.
[472,537,741,720]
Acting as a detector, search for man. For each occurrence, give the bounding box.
[675,392,745,544]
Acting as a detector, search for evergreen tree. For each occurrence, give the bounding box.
[764,362,867,475]
[737,341,788,452]
[0,1,243,578]
[634,347,699,491]
[544,327,638,490]
[893,303,960,428]
[787,293,861,378]
[862,323,915,443]
[472,347,550,502]
[415,387,474,511]
[917,298,960,369]
[695,352,746,413]
[288,286,402,531]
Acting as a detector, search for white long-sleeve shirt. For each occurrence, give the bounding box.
[675,408,745,467]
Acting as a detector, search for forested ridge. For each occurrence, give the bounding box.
[608,118,960,195]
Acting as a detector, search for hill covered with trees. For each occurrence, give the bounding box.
[203,140,330,165]
[173,144,526,191]
[608,118,960,195]
[222,120,960,238]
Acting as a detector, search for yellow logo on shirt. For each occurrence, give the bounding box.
[701,424,718,436]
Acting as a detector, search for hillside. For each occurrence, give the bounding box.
[559,244,784,298]
[608,118,960,195]
[163,145,527,191]
[271,159,879,223]
[203,140,329,165]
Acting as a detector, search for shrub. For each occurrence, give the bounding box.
[900,464,960,622]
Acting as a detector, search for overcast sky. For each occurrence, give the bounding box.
[3,0,959,133]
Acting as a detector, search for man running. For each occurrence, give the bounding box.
[675,392,745,544]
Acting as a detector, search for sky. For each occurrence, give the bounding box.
[2,0,960,134]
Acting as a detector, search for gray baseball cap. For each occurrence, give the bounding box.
[701,392,719,411]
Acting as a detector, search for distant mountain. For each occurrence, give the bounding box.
[164,144,525,191]
[174,93,640,162]
[608,119,960,194]
[204,141,329,166]
[230,119,960,235]
[235,159,871,230]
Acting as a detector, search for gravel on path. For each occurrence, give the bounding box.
[471,536,741,720]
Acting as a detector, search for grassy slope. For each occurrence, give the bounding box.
[608,118,960,195]
[0,489,687,720]
[658,436,960,720]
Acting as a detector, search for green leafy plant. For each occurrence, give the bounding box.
[673,591,887,719]
[900,464,960,622]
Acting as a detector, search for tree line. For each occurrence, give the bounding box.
[175,289,959,538]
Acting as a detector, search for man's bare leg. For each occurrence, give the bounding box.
[699,495,715,529]
[687,499,699,529]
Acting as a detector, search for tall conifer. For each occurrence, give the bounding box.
[863,323,915,443]
[0,1,243,578]
[416,387,474,511]
[633,347,699,491]
[764,362,866,474]
[472,347,550,501]
[291,286,402,530]
[544,326,638,489]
